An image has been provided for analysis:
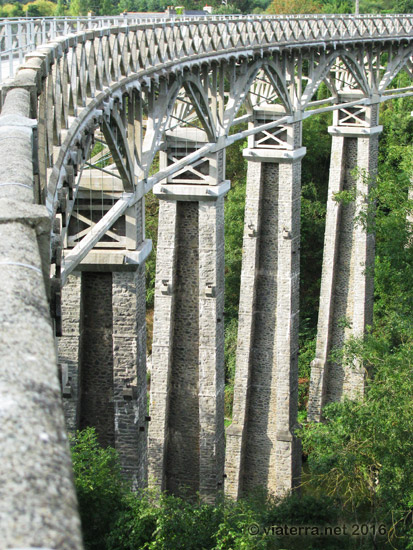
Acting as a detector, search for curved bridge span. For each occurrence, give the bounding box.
[0,14,412,549]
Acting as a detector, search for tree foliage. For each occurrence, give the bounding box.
[70,428,129,550]
[299,87,413,549]
[267,0,322,13]
[24,0,55,14]
[0,0,411,17]
[72,430,348,550]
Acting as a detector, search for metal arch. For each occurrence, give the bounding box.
[262,59,294,113]
[13,16,412,282]
[300,50,343,109]
[101,105,135,192]
[182,74,218,142]
[221,58,294,133]
[139,71,219,176]
[379,43,413,93]
[334,50,372,96]
[222,59,265,132]
[140,77,185,176]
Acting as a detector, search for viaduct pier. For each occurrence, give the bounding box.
[0,13,412,549]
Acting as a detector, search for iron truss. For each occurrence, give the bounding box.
[0,14,412,286]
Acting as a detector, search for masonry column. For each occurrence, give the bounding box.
[59,185,151,489]
[226,106,303,499]
[58,273,83,435]
[148,130,229,502]
[308,98,382,421]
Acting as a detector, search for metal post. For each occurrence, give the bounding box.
[7,22,13,80]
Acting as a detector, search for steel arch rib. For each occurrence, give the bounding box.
[8,15,412,277]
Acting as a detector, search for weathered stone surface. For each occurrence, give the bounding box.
[113,268,148,489]
[59,266,148,488]
[58,272,83,435]
[0,218,82,550]
[308,107,381,421]
[149,143,226,502]
[226,117,302,500]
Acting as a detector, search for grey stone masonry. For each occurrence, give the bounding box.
[59,194,149,488]
[148,132,227,502]
[0,84,83,549]
[147,198,178,491]
[224,160,263,499]
[167,201,201,497]
[308,101,382,422]
[198,197,226,499]
[58,273,83,436]
[80,272,115,447]
[113,268,148,489]
[59,266,148,488]
[226,107,303,500]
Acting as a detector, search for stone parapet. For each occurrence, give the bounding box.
[0,84,83,549]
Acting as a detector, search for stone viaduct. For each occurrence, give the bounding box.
[0,12,412,550]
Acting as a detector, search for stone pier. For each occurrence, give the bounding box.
[225,106,303,499]
[148,130,229,502]
[308,98,382,422]
[59,187,151,488]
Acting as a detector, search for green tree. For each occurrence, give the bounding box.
[24,0,57,16]
[70,428,129,550]
[69,0,89,15]
[0,1,23,16]
[320,0,353,12]
[101,0,114,14]
[224,140,247,323]
[267,0,322,13]
[55,0,66,15]
[147,0,161,11]
[300,338,413,547]
[145,190,159,310]
[118,0,132,12]
[392,0,413,11]
[212,4,242,14]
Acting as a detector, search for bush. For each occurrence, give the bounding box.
[70,428,129,550]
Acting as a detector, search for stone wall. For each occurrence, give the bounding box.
[308,114,381,421]
[0,88,83,549]
[166,201,201,495]
[198,198,226,498]
[242,162,280,494]
[58,273,83,435]
[148,144,226,502]
[113,268,148,489]
[59,266,148,488]
[147,199,178,490]
[225,160,263,499]
[226,128,303,499]
[80,272,115,447]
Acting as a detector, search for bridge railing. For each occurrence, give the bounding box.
[0,13,411,548]
[0,15,165,82]
[1,13,411,218]
[1,14,412,84]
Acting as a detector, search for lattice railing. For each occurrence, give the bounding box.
[1,14,412,83]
